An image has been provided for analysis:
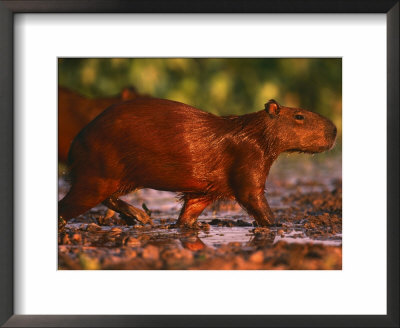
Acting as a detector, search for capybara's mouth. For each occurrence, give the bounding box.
[287,143,334,154]
[328,137,337,150]
[325,132,338,151]
[325,125,337,150]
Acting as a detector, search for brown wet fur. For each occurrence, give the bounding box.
[59,98,337,227]
[58,86,142,163]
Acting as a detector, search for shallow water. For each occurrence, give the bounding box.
[58,155,342,270]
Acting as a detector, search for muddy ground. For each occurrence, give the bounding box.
[58,155,342,270]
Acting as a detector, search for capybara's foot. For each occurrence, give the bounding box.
[104,209,115,219]
[97,209,116,225]
[254,216,275,227]
[103,196,153,226]
[134,209,153,225]
[58,216,67,232]
[120,210,153,226]
[175,220,200,229]
[128,209,153,226]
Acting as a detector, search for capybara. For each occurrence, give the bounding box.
[58,86,141,162]
[59,98,337,227]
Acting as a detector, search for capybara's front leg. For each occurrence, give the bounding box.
[235,190,275,226]
[176,197,212,227]
[103,196,153,226]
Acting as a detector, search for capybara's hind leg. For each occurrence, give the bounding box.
[58,180,117,221]
[59,190,103,221]
[176,197,212,227]
[103,196,153,226]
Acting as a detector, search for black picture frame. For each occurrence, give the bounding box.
[0,1,398,327]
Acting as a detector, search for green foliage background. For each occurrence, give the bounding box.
[59,58,342,148]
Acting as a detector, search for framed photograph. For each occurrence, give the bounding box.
[0,1,398,327]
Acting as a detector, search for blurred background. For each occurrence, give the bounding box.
[58,58,342,152]
[58,59,342,270]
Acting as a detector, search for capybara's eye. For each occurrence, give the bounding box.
[295,114,304,120]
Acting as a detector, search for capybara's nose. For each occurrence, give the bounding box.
[325,124,337,141]
[332,126,337,138]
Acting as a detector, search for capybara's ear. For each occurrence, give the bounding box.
[121,87,138,100]
[264,99,281,117]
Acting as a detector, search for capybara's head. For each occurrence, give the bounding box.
[265,99,337,153]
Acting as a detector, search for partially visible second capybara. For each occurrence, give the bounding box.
[58,98,337,227]
[58,86,142,163]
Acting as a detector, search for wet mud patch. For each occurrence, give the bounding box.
[58,156,342,270]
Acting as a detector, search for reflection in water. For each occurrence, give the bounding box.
[180,232,206,251]
[248,232,277,248]
[59,157,342,252]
